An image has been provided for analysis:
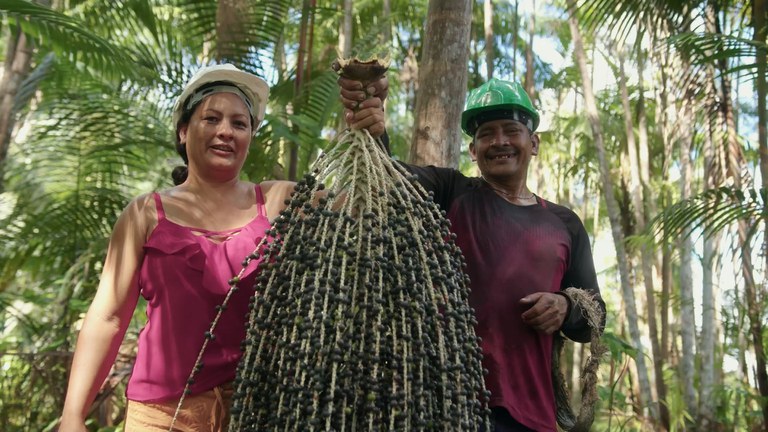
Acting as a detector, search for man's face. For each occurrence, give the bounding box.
[469,118,539,183]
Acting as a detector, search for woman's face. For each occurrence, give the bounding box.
[178,92,253,181]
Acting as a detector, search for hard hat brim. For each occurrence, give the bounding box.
[461,104,540,136]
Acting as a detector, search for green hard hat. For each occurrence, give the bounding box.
[461,78,540,135]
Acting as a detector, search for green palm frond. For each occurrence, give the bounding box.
[0,0,156,81]
[175,0,289,70]
[574,0,688,44]
[647,186,766,244]
[668,32,766,81]
[0,64,173,292]
[287,69,343,176]
[300,70,343,137]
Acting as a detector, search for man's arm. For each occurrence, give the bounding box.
[559,218,605,343]
[338,74,469,210]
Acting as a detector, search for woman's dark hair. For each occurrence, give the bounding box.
[170,91,200,185]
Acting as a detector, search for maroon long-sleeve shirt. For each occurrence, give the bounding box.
[405,164,604,431]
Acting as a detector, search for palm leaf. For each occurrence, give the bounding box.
[0,62,173,292]
[0,0,156,81]
[175,0,289,71]
[668,32,767,81]
[574,0,688,44]
[647,186,766,243]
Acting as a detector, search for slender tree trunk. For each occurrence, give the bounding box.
[512,0,518,82]
[617,48,640,239]
[524,1,535,100]
[382,0,391,46]
[484,0,494,79]
[289,0,314,180]
[755,0,767,203]
[336,0,354,140]
[753,0,768,298]
[678,96,697,421]
[271,33,288,180]
[654,38,674,419]
[339,0,353,58]
[401,46,419,113]
[470,40,481,89]
[699,4,726,426]
[713,3,768,424]
[637,55,670,428]
[620,45,670,429]
[738,219,768,428]
[636,48,652,194]
[409,0,472,167]
[700,188,721,429]
[0,25,34,193]
[566,2,657,422]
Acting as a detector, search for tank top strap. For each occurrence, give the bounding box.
[254,184,266,217]
[152,192,166,221]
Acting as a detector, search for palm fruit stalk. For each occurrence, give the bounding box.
[183,57,490,431]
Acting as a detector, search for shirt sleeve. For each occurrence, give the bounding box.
[559,214,606,343]
[380,131,468,210]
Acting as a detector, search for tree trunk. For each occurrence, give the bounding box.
[484,0,494,79]
[654,37,674,423]
[699,3,725,426]
[0,25,34,193]
[715,1,768,423]
[334,0,353,138]
[382,0,391,47]
[409,0,472,167]
[738,220,768,427]
[755,0,768,191]
[566,2,657,422]
[216,0,248,62]
[401,46,419,114]
[620,45,670,429]
[699,208,721,429]
[512,0,518,82]
[289,0,314,180]
[699,74,718,432]
[339,0,353,58]
[678,97,697,421]
[753,0,768,296]
[617,47,640,240]
[524,1,535,100]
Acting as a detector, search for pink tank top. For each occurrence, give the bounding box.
[126,185,270,402]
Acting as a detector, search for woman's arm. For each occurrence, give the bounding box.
[59,195,151,431]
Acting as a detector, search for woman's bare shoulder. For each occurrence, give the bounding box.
[117,191,163,238]
[260,180,297,198]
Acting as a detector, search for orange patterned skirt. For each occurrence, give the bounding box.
[124,383,233,432]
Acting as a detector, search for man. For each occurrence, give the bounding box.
[340,77,605,432]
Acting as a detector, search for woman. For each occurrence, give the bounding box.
[59,64,297,431]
